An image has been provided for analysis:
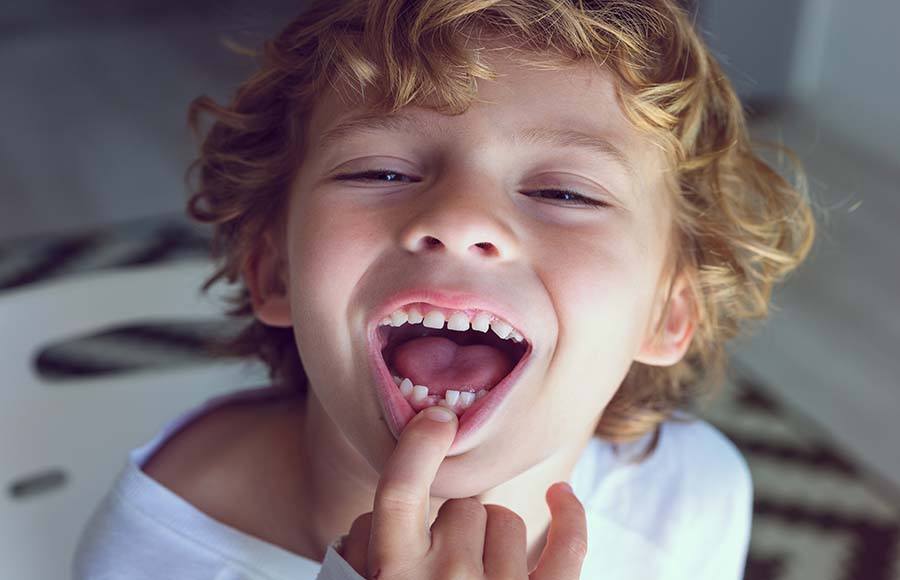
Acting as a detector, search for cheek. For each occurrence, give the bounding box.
[288,201,381,315]
[285,202,399,455]
[535,227,657,400]
[285,200,386,389]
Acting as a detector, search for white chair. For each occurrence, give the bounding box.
[0,258,268,580]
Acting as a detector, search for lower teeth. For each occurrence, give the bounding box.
[392,375,488,413]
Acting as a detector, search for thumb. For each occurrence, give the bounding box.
[530,482,588,580]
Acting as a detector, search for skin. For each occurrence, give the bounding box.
[245,50,696,572]
[341,405,590,579]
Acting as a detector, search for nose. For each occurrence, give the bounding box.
[398,174,520,262]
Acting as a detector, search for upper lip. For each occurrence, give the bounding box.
[368,286,533,345]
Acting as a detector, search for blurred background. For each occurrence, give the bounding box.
[1,1,898,579]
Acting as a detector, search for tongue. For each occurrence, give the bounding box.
[388,336,515,397]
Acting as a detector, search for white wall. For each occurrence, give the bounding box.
[0,1,299,242]
[805,0,900,167]
[700,0,899,167]
[699,0,805,104]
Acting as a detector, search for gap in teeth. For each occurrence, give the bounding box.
[379,303,525,343]
[393,375,488,413]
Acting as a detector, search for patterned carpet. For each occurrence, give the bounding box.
[2,215,898,579]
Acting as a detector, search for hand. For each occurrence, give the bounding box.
[338,406,588,579]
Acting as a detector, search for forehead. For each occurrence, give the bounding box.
[307,56,650,162]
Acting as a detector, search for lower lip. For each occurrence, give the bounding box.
[366,330,533,454]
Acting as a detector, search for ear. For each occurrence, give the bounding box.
[634,271,697,366]
[242,231,292,328]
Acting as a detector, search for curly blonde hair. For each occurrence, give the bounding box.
[186,0,815,447]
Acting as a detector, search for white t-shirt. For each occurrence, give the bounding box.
[73,386,752,580]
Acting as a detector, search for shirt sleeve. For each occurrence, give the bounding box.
[315,536,367,580]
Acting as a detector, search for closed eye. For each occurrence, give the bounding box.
[523,189,610,208]
[335,169,417,184]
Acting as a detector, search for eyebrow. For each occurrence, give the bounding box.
[318,111,635,177]
[516,127,635,177]
[318,112,432,150]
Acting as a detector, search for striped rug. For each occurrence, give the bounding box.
[2,214,898,579]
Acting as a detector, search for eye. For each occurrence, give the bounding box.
[523,189,610,209]
[334,169,418,184]
[335,170,610,209]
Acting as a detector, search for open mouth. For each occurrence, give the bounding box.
[374,321,531,417]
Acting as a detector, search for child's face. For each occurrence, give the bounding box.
[254,51,694,497]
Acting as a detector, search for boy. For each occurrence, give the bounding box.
[74,0,815,578]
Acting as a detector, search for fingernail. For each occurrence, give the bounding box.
[422,406,455,423]
[559,482,573,494]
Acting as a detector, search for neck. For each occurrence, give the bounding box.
[296,391,593,570]
[471,433,591,571]
[296,392,382,560]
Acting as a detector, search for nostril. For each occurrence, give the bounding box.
[473,242,499,257]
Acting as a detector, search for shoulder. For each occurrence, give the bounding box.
[578,418,753,578]
[141,398,255,487]
[660,415,753,498]
[598,415,752,496]
[136,389,318,559]
[661,415,753,508]
[625,416,754,523]
[588,416,753,544]
[141,391,304,515]
[654,416,754,576]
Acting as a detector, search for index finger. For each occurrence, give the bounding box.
[371,406,458,561]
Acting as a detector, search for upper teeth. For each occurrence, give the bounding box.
[379,303,526,343]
